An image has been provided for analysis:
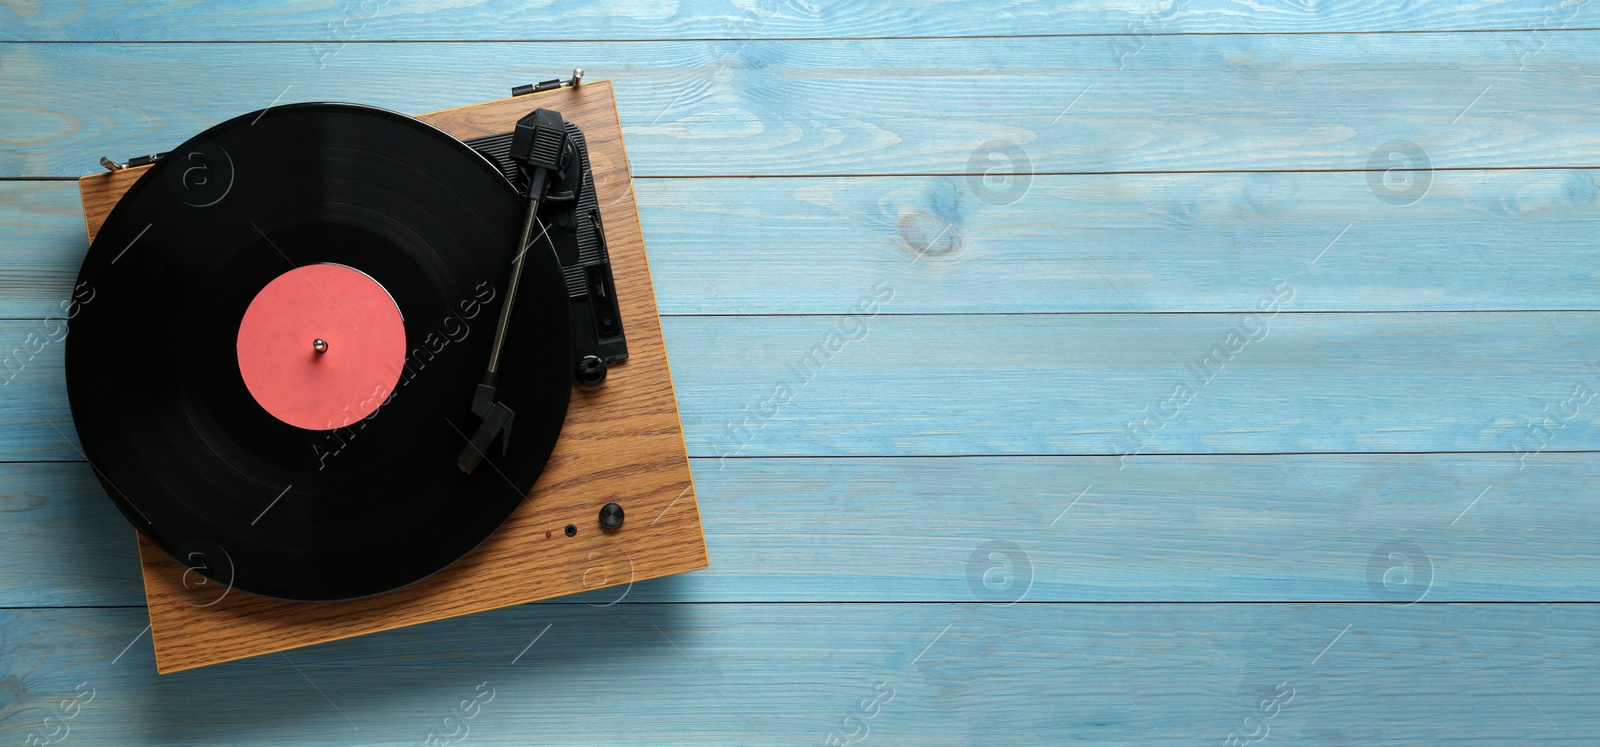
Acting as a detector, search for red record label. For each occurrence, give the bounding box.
[236,263,407,431]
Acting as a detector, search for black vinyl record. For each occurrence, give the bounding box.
[65,103,573,601]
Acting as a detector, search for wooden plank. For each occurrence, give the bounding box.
[5,34,1600,177]
[64,83,708,673]
[0,603,1593,744]
[0,463,142,607]
[8,311,1600,461]
[642,169,1600,314]
[7,0,1592,41]
[0,182,86,318]
[8,167,1600,319]
[1,6,1591,742]
[666,311,1600,457]
[6,452,1600,608]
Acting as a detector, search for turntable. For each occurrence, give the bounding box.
[69,78,707,673]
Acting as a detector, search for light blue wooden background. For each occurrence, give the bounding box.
[3,1,1598,744]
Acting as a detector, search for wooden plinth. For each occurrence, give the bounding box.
[76,81,707,674]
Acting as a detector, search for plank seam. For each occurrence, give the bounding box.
[14,28,1600,42]
[11,450,1600,466]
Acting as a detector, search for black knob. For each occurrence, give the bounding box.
[599,502,624,530]
[575,355,607,386]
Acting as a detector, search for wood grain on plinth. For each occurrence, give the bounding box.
[76,81,708,674]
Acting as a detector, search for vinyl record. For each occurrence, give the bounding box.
[65,103,574,601]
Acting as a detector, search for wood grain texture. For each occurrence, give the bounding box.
[7,0,1592,41]
[0,603,1595,745]
[0,463,140,607]
[642,168,1600,314]
[4,4,1599,743]
[71,82,707,673]
[665,311,1600,457]
[9,311,1600,461]
[6,34,1600,177]
[6,453,1600,608]
[11,167,1600,318]
[0,182,86,317]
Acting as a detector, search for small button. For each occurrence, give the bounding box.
[599,502,624,530]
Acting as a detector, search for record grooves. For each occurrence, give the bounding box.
[67,103,575,601]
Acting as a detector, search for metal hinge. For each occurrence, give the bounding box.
[99,152,167,172]
[512,68,583,97]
